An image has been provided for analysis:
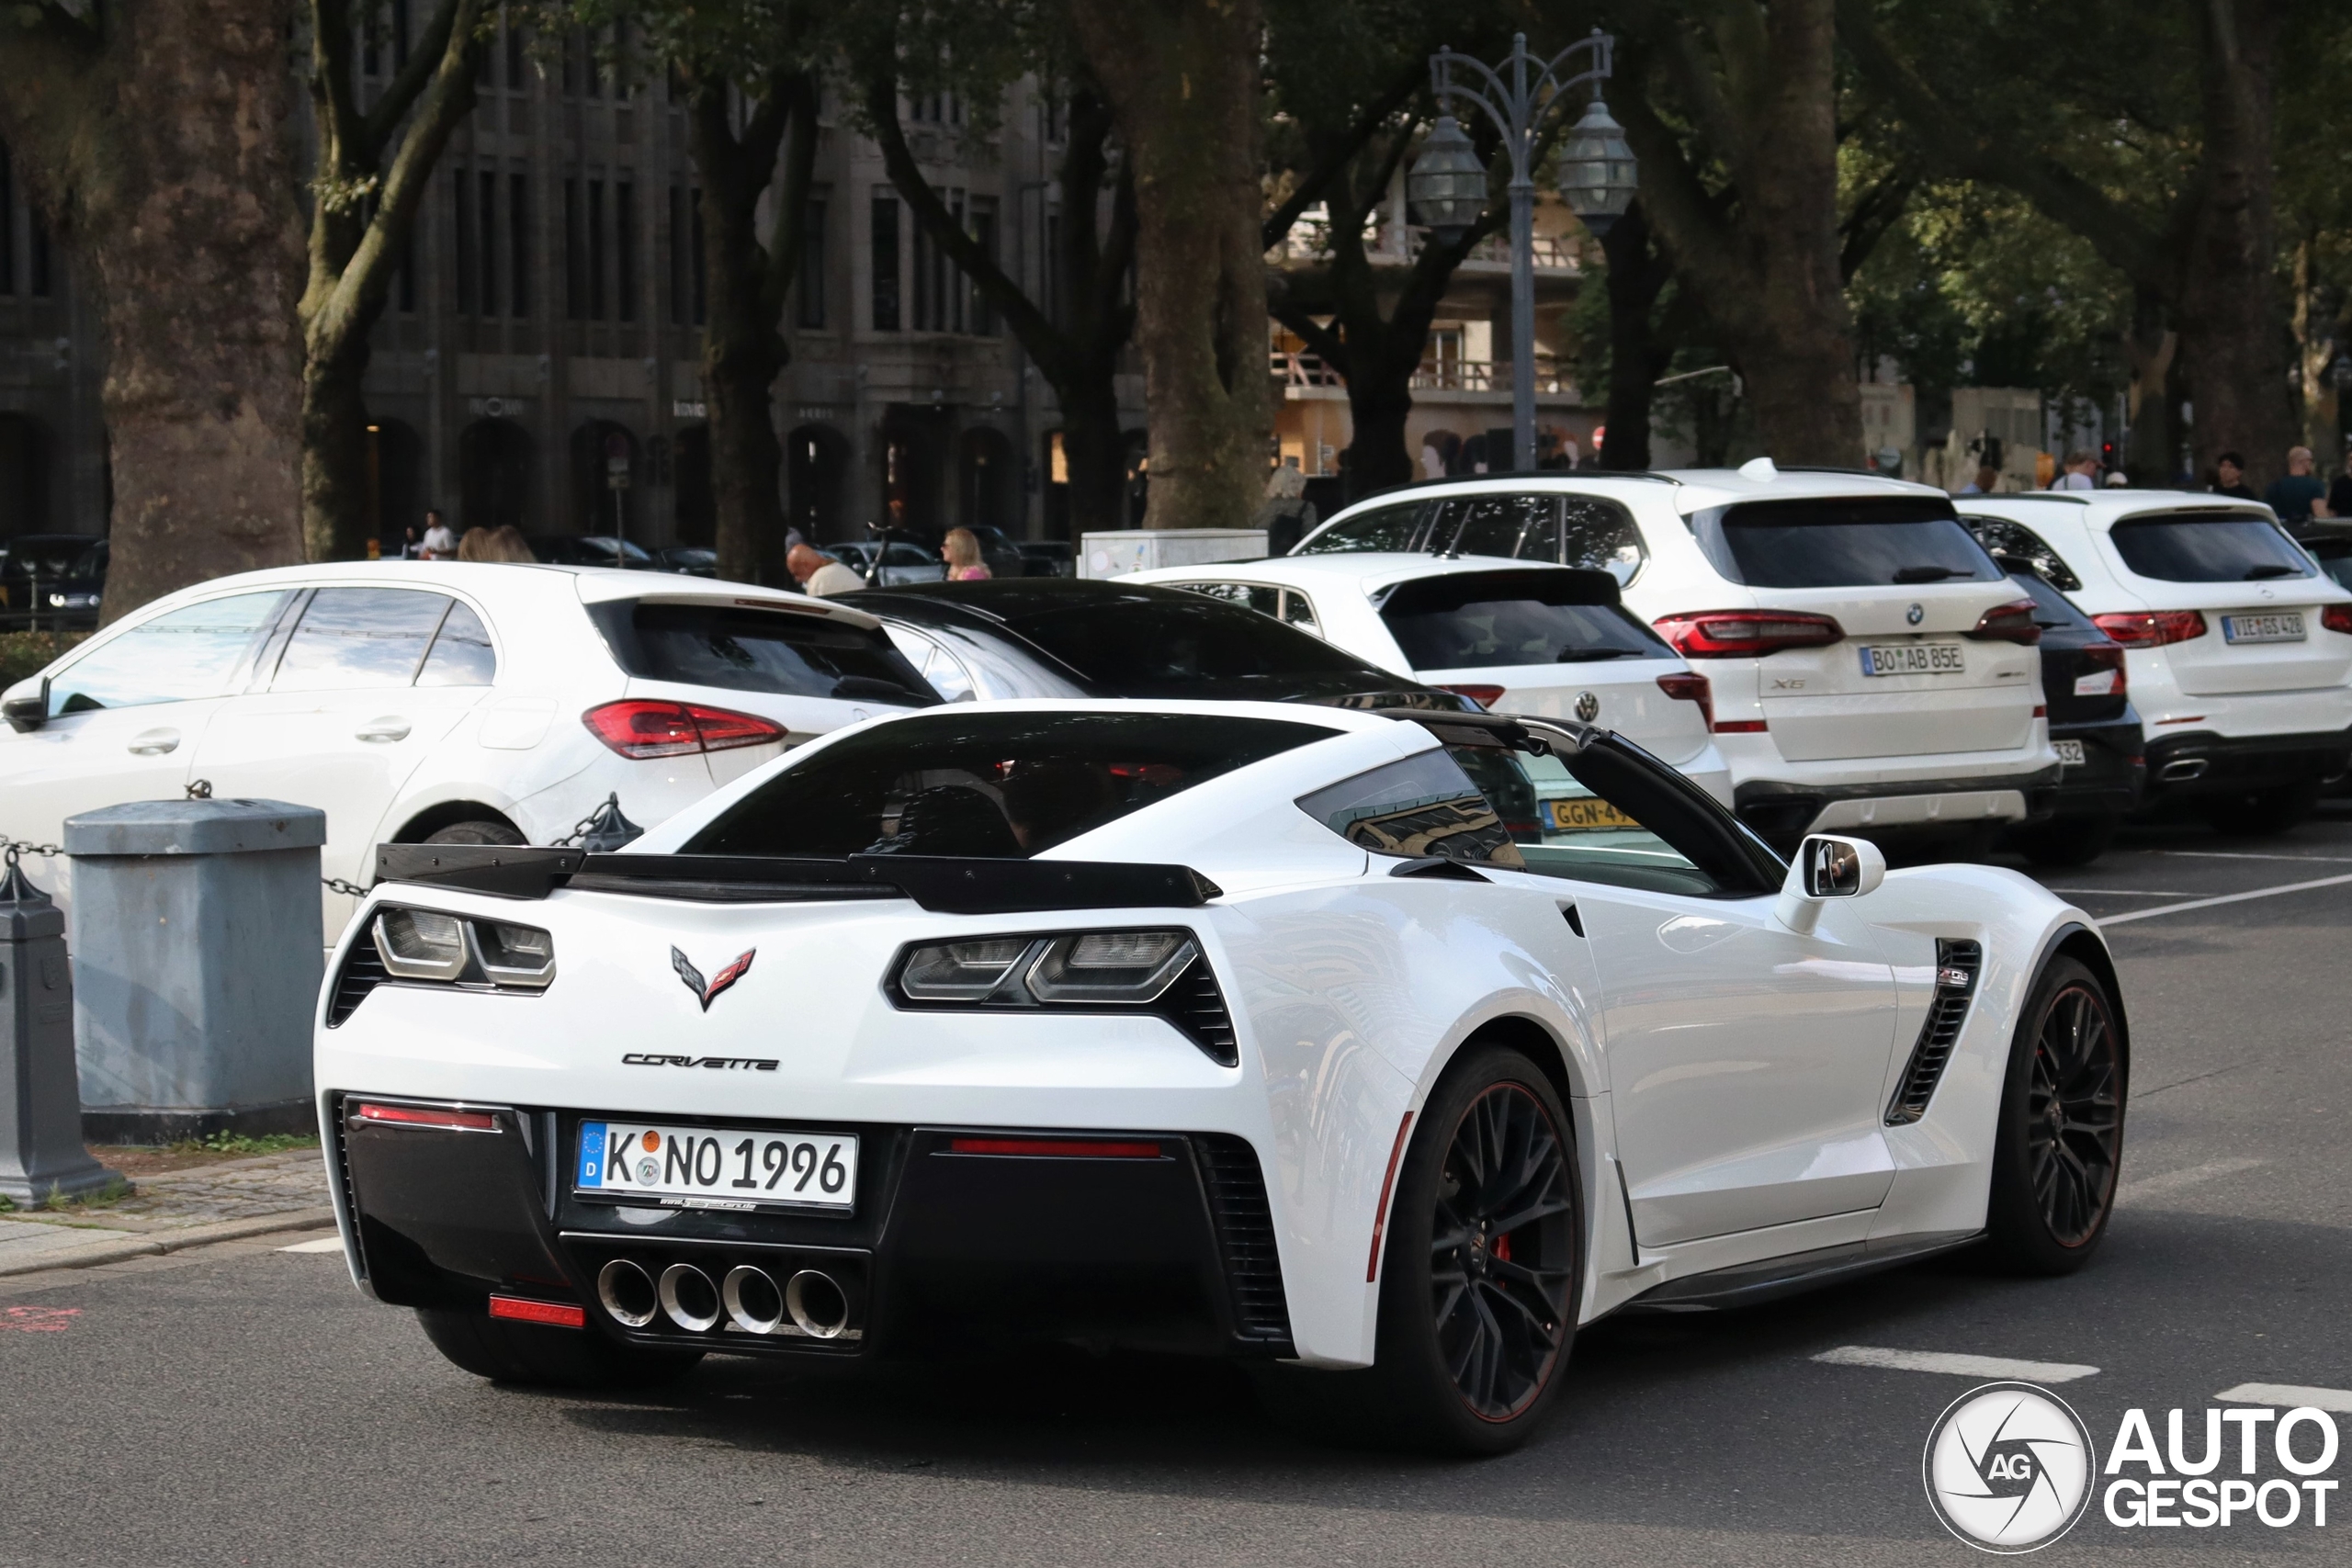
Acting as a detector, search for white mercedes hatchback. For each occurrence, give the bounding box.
[1960,492,2352,831]
[1117,553,1732,804]
[0,561,936,934]
[1291,463,2058,849]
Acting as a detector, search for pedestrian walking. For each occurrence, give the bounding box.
[1959,463,1999,495]
[2263,446,2333,524]
[395,525,423,558]
[2209,452,2257,501]
[420,509,458,559]
[2330,450,2352,525]
[2052,449,2098,491]
[942,528,991,581]
[787,543,865,597]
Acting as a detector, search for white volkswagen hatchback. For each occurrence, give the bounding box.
[1117,553,1732,804]
[1292,464,2058,849]
[0,562,936,933]
[1960,492,2352,831]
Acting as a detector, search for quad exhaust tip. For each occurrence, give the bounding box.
[596,1258,658,1328]
[658,1262,722,1332]
[722,1265,786,1335]
[786,1269,851,1339]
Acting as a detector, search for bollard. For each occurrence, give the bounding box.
[0,849,123,1205]
[62,798,327,1144]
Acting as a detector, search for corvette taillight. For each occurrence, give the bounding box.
[354,1101,500,1132]
[1655,671,1713,731]
[1652,609,1844,659]
[1967,599,2043,645]
[2091,610,2207,648]
[582,699,786,760]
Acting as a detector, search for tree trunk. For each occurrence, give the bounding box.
[0,0,306,622]
[1071,0,1270,530]
[1600,203,1677,471]
[2124,288,2183,485]
[1614,5,1860,467]
[300,0,482,560]
[685,73,816,586]
[1060,382,1130,538]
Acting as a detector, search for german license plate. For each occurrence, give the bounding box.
[2221,612,2304,644]
[1860,642,1965,676]
[577,1120,858,1213]
[2054,739,2086,766]
[1547,795,1642,832]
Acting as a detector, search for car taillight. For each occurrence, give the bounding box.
[582,700,786,760]
[2324,604,2352,636]
[2091,610,2207,648]
[2081,642,2127,695]
[1652,609,1844,658]
[354,1101,500,1132]
[1967,599,2042,645]
[1438,683,1505,709]
[1655,671,1713,731]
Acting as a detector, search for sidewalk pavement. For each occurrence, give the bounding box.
[0,1149,335,1278]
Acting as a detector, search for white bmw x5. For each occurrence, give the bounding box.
[1293,463,2060,850]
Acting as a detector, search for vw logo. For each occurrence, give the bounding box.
[1906,603,1926,626]
[1574,691,1600,722]
[1922,1382,2095,1552]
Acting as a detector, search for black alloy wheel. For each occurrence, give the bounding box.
[1984,956,2126,1273]
[1429,1082,1578,1422]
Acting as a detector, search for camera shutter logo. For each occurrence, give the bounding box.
[1923,1382,2096,1552]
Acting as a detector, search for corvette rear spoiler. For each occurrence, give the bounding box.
[373,843,1223,914]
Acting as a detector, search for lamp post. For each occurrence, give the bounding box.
[1407,30,1635,473]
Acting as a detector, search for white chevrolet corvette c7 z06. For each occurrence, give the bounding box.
[315,699,2129,1452]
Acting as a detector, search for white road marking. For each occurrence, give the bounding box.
[2043,887,2204,897]
[2097,871,2352,926]
[2218,1383,2352,1415]
[2158,850,2352,864]
[2117,1156,2266,1202]
[1813,1346,2100,1382]
[277,1236,345,1253]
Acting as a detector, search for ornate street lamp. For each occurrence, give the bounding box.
[1404,30,1632,472]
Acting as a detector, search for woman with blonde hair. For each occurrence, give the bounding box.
[942,527,990,581]
[456,525,537,562]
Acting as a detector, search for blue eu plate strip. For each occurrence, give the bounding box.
[578,1121,607,1188]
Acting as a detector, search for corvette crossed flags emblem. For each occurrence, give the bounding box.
[671,946,755,1011]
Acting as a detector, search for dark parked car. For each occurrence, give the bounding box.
[652,545,718,577]
[527,534,654,570]
[839,578,1476,711]
[0,534,106,629]
[1996,564,2145,865]
[1013,540,1074,578]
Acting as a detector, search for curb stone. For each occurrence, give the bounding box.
[0,1208,339,1279]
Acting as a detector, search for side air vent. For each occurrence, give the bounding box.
[327,1093,368,1280]
[1885,939,1984,1125]
[1168,957,1239,1067]
[326,938,390,1027]
[1194,1134,1294,1348]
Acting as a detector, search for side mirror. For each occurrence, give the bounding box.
[3,676,47,734]
[1775,833,1885,933]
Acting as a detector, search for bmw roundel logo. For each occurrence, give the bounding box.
[1922,1382,2095,1552]
[1906,602,1926,626]
[1575,690,1601,722]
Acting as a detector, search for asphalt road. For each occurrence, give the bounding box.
[5,810,2350,1567]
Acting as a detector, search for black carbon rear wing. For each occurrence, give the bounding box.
[374,843,1221,913]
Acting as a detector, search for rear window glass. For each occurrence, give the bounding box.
[589,601,937,706]
[1964,516,2080,591]
[1009,592,1388,697]
[1703,499,2003,588]
[684,711,1335,858]
[1296,500,1434,554]
[1378,571,1667,670]
[2006,571,2091,631]
[2108,513,2315,582]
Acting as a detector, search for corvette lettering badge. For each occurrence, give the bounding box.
[671,944,755,1011]
[621,1053,778,1070]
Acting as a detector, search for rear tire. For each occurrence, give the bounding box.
[1981,957,2126,1275]
[415,1308,703,1389]
[1269,1045,1581,1455]
[2013,813,2118,868]
[2198,778,2319,837]
[423,819,526,847]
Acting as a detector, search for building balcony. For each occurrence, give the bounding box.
[1272,350,1579,403]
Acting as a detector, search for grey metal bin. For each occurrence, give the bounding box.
[62,798,327,1143]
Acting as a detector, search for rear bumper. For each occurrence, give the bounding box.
[2044,714,2147,818]
[1733,762,2064,843]
[2140,727,2352,798]
[328,1093,1294,1361]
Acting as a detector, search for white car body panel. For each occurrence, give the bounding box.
[1290,471,2060,834]
[0,562,927,939]
[317,699,2109,1369]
